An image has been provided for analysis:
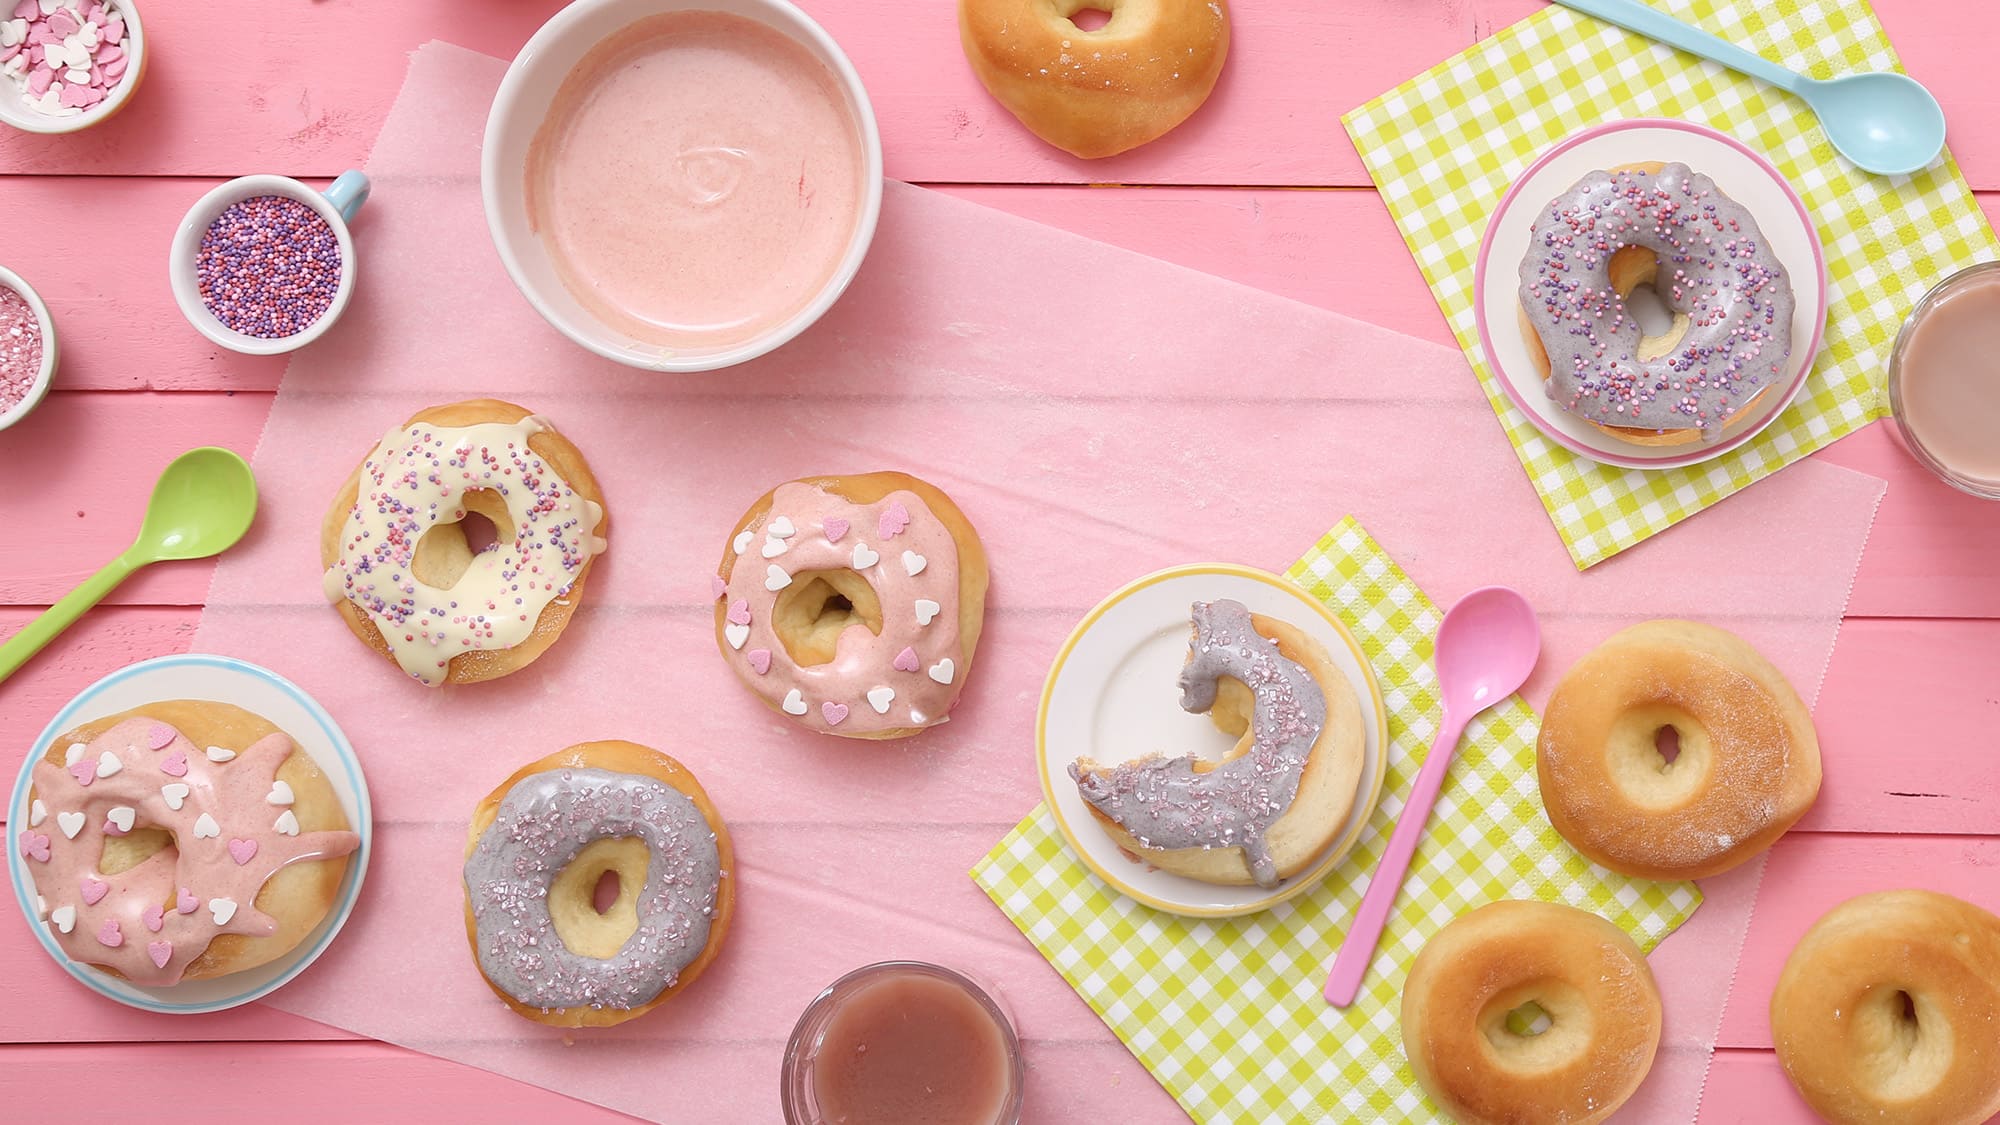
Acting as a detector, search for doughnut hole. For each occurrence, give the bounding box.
[1604,704,1714,811]
[1853,984,1953,1101]
[547,837,646,959]
[411,489,516,590]
[1477,979,1594,1071]
[99,827,176,876]
[1064,2,1114,31]
[1606,245,1694,363]
[1194,675,1259,773]
[773,570,882,666]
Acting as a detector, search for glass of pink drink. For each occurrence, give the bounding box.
[1889,261,2000,499]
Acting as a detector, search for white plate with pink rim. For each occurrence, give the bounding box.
[1035,565,1388,918]
[6,654,372,1014]
[1473,118,1829,470]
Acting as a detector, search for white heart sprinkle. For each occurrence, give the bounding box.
[161,783,190,811]
[29,799,46,827]
[866,686,895,714]
[851,543,879,569]
[56,811,84,839]
[192,814,221,840]
[732,531,754,556]
[902,551,927,576]
[204,746,236,763]
[928,658,956,685]
[765,564,792,592]
[50,905,75,934]
[760,536,789,558]
[63,743,85,767]
[781,689,808,716]
[95,750,123,778]
[724,623,750,650]
[914,599,941,626]
[274,810,300,836]
[209,898,237,926]
[36,895,46,919]
[266,781,294,807]
[768,516,796,539]
[106,807,136,833]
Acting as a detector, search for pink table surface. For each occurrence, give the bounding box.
[2,2,1999,1122]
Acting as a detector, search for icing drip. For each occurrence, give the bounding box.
[463,768,721,1012]
[322,415,607,686]
[24,718,360,986]
[1519,162,1794,437]
[1070,600,1326,888]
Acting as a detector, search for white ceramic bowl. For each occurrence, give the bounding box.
[0,0,145,136]
[483,0,884,372]
[0,264,56,433]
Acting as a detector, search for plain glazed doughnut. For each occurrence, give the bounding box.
[957,0,1229,159]
[462,741,733,1028]
[321,398,608,687]
[1402,900,1662,1125]
[1069,599,1365,888]
[20,701,360,985]
[1772,890,2000,1125]
[1518,161,1795,445]
[1537,619,1820,880]
[712,472,988,740]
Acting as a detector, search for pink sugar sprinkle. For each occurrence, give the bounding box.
[0,285,44,416]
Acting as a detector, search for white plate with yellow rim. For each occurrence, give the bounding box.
[1036,564,1387,918]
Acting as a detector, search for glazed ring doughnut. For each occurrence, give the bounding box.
[20,701,360,985]
[1401,900,1662,1125]
[1772,890,2000,1125]
[1537,619,1820,880]
[1070,599,1365,888]
[462,741,733,1028]
[957,0,1230,159]
[321,398,608,687]
[712,472,989,740]
[1518,161,1794,446]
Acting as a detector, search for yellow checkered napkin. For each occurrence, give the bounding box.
[972,518,1700,1123]
[1343,0,1998,569]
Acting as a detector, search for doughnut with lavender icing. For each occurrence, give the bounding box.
[20,701,360,985]
[712,473,989,740]
[1517,161,1795,445]
[462,742,732,1028]
[321,399,608,687]
[1070,599,1365,888]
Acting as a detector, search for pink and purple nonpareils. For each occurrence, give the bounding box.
[1,0,131,118]
[196,195,343,340]
[0,283,44,415]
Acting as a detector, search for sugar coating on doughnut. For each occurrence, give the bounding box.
[463,767,721,1013]
[1520,162,1794,436]
[21,717,359,986]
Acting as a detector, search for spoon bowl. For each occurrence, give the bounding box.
[1808,72,1947,177]
[1434,586,1542,713]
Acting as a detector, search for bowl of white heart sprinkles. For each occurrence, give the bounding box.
[0,0,145,135]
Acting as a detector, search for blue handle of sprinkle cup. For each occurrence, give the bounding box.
[322,170,370,225]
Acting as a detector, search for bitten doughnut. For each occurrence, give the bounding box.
[321,398,608,687]
[1402,900,1662,1125]
[462,741,733,1028]
[957,0,1229,159]
[1537,619,1820,881]
[1772,890,2000,1125]
[712,473,988,740]
[19,702,360,985]
[1070,599,1365,888]
[1518,161,1795,445]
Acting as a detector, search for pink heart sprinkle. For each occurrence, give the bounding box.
[227,839,258,866]
[18,831,50,863]
[878,502,911,539]
[159,750,188,777]
[147,940,173,969]
[103,816,127,837]
[822,702,849,726]
[746,649,772,675]
[96,44,123,67]
[822,517,850,543]
[176,887,197,915]
[893,646,920,673]
[103,18,123,46]
[147,722,175,750]
[80,877,108,906]
[96,918,122,948]
[44,9,75,36]
[59,84,104,109]
[11,0,36,23]
[710,575,727,599]
[142,904,164,933]
[727,598,751,626]
[67,759,97,786]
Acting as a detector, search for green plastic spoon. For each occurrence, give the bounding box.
[0,447,257,685]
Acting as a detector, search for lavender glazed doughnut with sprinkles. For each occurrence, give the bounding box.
[463,741,733,1028]
[712,472,989,740]
[321,399,608,687]
[1517,161,1795,446]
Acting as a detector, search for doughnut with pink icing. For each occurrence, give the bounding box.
[712,473,989,740]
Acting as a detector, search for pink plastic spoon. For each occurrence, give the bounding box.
[1323,586,1540,1007]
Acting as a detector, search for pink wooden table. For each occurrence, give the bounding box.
[3,2,1998,1121]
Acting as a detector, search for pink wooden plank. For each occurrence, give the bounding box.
[1699,1048,1820,1124]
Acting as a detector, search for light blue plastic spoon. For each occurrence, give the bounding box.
[1553,0,1946,176]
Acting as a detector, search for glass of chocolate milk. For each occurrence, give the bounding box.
[1889,261,2000,499]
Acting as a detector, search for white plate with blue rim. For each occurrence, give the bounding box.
[7,654,371,1013]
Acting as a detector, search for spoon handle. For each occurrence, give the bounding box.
[0,551,141,686]
[1552,0,1804,93]
[1324,710,1470,1007]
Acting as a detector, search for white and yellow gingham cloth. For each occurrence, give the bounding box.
[972,518,1700,1123]
[1343,0,1998,568]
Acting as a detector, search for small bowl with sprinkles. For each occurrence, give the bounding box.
[0,0,147,136]
[0,264,57,433]
[167,171,370,356]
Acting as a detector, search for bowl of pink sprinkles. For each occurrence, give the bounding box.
[0,264,56,433]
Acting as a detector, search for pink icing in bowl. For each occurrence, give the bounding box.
[483,0,883,372]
